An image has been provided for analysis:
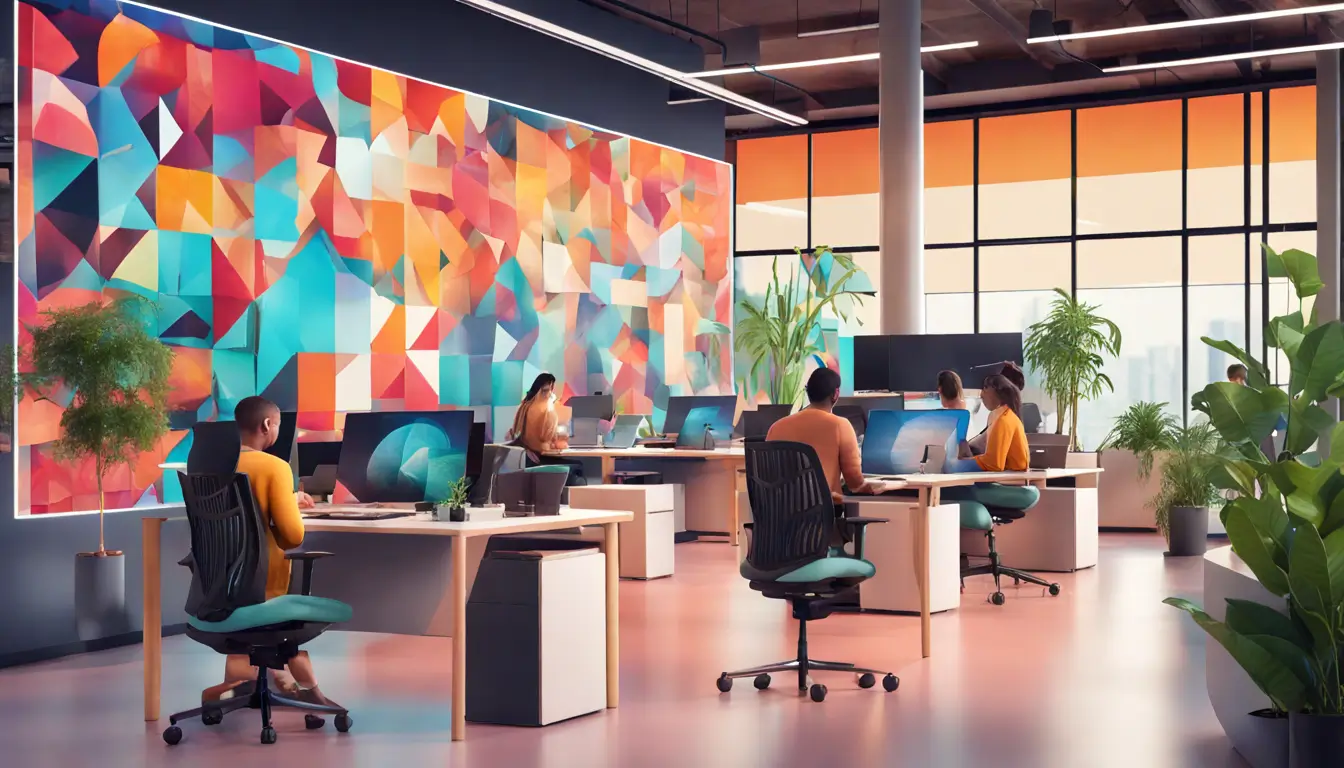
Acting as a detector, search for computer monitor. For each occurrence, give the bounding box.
[852,336,892,391]
[263,411,297,464]
[297,441,343,478]
[661,395,737,435]
[337,411,475,503]
[466,421,486,479]
[567,394,615,422]
[836,395,905,417]
[861,409,970,475]
[187,421,241,476]
[676,402,735,448]
[741,405,792,439]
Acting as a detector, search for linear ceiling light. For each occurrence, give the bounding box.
[797,22,879,38]
[454,0,806,126]
[1102,40,1344,73]
[685,42,978,78]
[1029,2,1344,44]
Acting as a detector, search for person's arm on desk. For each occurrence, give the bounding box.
[838,418,876,493]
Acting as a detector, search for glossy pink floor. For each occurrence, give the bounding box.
[0,534,1247,767]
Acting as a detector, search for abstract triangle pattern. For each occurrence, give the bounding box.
[16,0,731,514]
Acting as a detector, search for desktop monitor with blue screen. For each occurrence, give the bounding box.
[861,410,971,475]
[676,403,735,448]
[337,411,474,502]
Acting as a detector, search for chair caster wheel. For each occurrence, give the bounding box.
[809,683,827,703]
[201,708,222,726]
[1048,584,1061,596]
[260,727,277,745]
[883,674,899,692]
[162,726,182,746]
[334,714,353,733]
[857,673,876,689]
[305,715,325,730]
[753,674,771,690]
[990,592,1006,606]
[716,673,733,693]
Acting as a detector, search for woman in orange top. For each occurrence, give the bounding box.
[510,373,562,457]
[949,374,1029,473]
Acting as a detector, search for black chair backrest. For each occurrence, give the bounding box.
[833,405,867,437]
[188,422,241,476]
[469,444,526,505]
[742,441,834,581]
[179,472,268,622]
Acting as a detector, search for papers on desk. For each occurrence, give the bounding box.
[865,479,908,495]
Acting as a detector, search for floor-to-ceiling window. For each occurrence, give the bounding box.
[730,84,1319,448]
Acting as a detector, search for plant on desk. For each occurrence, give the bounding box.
[735,246,867,406]
[437,477,473,522]
[1165,245,1344,767]
[1147,421,1220,556]
[21,297,173,640]
[1023,288,1121,451]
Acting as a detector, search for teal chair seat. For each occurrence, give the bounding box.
[524,465,570,474]
[959,501,994,531]
[744,554,876,583]
[188,594,353,634]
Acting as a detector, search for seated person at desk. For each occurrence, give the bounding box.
[949,375,1029,473]
[508,373,585,483]
[938,370,967,411]
[966,362,1025,455]
[767,368,886,501]
[203,396,320,703]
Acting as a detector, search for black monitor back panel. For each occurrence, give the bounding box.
[878,333,1023,393]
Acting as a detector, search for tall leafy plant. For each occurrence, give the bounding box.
[1148,420,1221,539]
[22,298,174,554]
[1023,288,1122,451]
[1100,400,1178,478]
[735,246,866,406]
[1165,245,1344,717]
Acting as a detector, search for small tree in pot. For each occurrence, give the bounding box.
[1148,421,1220,556]
[1023,288,1121,451]
[22,298,173,640]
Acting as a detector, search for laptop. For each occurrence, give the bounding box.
[1029,444,1069,469]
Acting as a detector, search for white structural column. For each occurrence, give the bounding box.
[1318,50,1342,446]
[878,0,925,334]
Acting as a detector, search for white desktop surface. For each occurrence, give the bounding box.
[302,506,631,535]
[552,446,744,459]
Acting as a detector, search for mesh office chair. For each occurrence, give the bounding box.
[716,441,899,703]
[957,484,1061,605]
[164,472,353,746]
[186,421,241,476]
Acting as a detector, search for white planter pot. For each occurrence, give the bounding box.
[1098,449,1162,529]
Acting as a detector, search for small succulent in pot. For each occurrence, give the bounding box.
[436,477,473,522]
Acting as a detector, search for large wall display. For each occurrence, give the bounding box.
[17,0,732,514]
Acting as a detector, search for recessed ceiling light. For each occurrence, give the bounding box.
[1030,3,1344,44]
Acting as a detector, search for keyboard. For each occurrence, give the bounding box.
[302,510,418,521]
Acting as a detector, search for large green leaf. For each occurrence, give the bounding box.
[1288,522,1333,618]
[1247,634,1321,703]
[1268,460,1332,527]
[1285,399,1334,458]
[1226,504,1291,596]
[1324,492,1344,538]
[1228,495,1291,566]
[1265,245,1324,299]
[1290,322,1344,401]
[1209,457,1258,497]
[1226,598,1310,648]
[1326,528,1344,609]
[1267,311,1306,357]
[1164,598,1308,712]
[1200,337,1271,389]
[1196,382,1287,448]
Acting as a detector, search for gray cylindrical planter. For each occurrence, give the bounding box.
[1167,506,1209,556]
[75,552,129,641]
[1289,712,1344,768]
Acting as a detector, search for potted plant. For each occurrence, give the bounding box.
[0,343,14,453]
[22,298,173,641]
[735,246,867,406]
[436,477,472,522]
[1097,401,1177,528]
[1023,288,1122,452]
[1167,245,1344,767]
[1149,421,1220,556]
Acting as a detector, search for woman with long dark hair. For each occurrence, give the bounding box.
[950,373,1028,472]
[510,373,561,456]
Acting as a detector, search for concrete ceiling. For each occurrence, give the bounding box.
[580,0,1335,130]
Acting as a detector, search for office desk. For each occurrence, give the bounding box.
[865,468,1103,659]
[141,506,632,742]
[550,447,746,546]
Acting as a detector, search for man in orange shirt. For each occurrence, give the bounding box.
[767,368,878,500]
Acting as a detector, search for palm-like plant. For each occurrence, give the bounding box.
[735,246,867,406]
[1148,420,1221,539]
[1100,400,1178,479]
[1023,288,1122,451]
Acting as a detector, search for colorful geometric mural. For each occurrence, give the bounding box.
[17,0,733,514]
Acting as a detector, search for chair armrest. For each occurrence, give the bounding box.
[841,517,887,560]
[285,551,335,596]
[177,553,194,573]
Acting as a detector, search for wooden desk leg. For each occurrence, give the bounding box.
[601,455,615,484]
[601,521,620,707]
[143,517,163,722]
[915,489,932,659]
[451,535,468,741]
[730,470,741,548]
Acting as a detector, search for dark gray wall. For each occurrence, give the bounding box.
[0,0,723,665]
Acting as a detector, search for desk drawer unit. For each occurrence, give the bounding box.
[568,485,675,579]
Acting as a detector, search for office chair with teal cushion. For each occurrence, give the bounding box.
[716,441,899,703]
[955,483,1060,605]
[163,472,353,746]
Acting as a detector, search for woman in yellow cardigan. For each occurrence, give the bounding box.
[948,374,1029,473]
